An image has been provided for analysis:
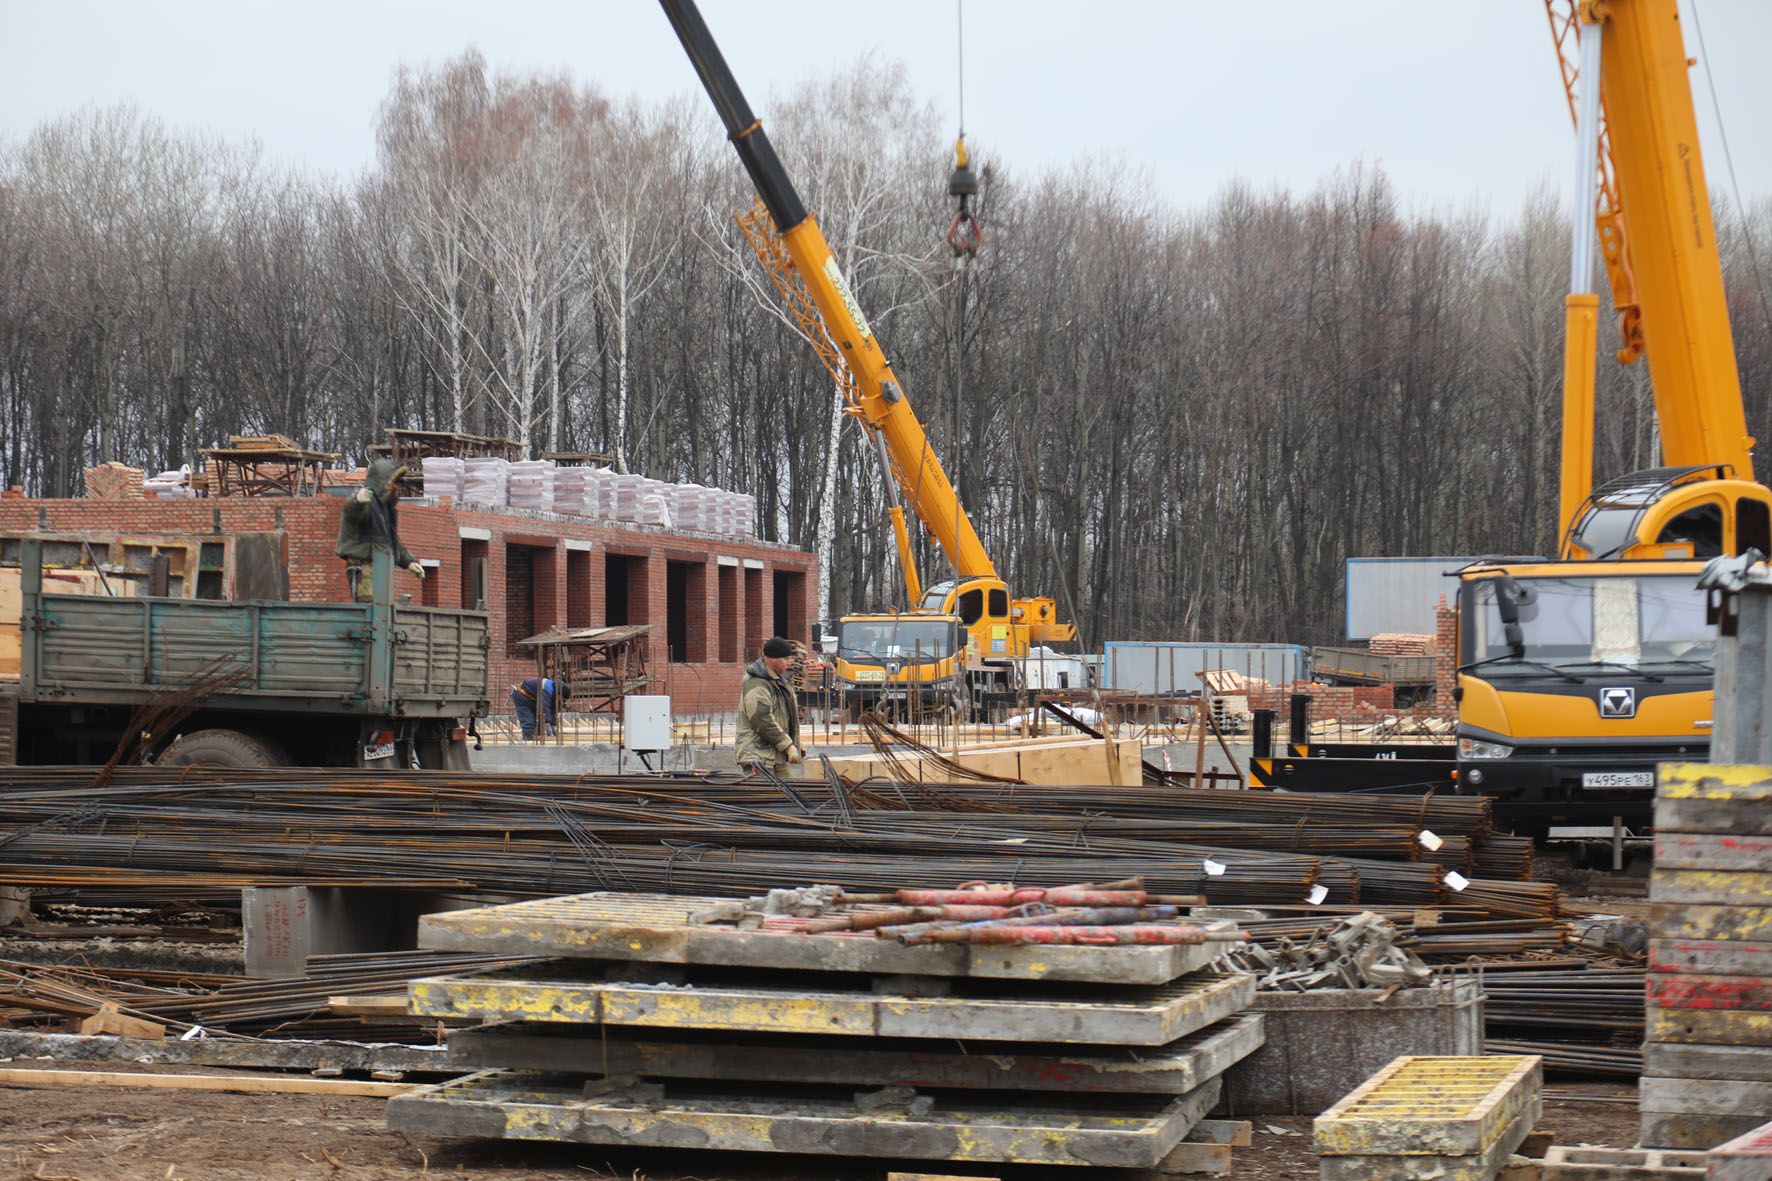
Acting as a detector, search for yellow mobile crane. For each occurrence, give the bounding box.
[660,0,1074,719]
[1450,0,1772,824]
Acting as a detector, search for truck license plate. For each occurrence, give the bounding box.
[1582,771,1654,789]
[363,741,396,761]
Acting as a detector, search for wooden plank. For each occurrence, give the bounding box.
[0,1068,409,1097]
[387,1070,1220,1168]
[1651,939,1772,979]
[1643,1041,1772,1083]
[1651,903,1772,944]
[409,963,1255,1047]
[77,1002,165,1040]
[445,1014,1265,1094]
[1647,971,1772,1013]
[1655,832,1772,872]
[1646,1003,1772,1046]
[1651,869,1772,907]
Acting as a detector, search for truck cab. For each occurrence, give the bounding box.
[1453,559,1714,823]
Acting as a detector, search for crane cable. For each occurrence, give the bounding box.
[946,0,982,259]
[1688,0,1772,332]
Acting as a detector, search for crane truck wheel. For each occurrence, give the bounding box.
[156,729,289,768]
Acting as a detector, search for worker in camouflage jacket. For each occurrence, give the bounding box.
[735,636,804,775]
[336,458,425,602]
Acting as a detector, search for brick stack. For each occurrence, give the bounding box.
[81,462,144,499]
[1642,763,1772,1149]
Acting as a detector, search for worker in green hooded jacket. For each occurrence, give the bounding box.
[336,458,425,602]
[735,636,804,774]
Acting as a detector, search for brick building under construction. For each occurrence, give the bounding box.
[0,474,816,721]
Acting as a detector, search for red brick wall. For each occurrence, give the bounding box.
[0,497,817,718]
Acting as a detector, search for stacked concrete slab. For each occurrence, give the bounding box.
[386,890,1263,1173]
[1312,1055,1541,1181]
[1643,763,1772,1149]
[1708,1117,1772,1179]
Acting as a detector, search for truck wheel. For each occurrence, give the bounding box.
[157,729,289,768]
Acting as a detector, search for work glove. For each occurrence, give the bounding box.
[784,743,804,765]
[407,561,425,579]
[354,487,373,504]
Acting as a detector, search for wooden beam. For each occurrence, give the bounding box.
[0,1068,413,1097]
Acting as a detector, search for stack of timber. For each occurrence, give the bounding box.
[1641,763,1772,1149]
[1312,1055,1542,1181]
[387,887,1263,1175]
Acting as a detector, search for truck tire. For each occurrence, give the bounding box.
[156,729,289,768]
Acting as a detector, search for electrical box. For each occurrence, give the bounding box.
[623,695,672,752]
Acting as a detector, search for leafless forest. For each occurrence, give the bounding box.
[2,52,1769,648]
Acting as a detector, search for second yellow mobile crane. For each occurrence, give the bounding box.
[660,0,1074,719]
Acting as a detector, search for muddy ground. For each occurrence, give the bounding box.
[0,1063,1642,1181]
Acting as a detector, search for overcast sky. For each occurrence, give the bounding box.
[5,1,1769,218]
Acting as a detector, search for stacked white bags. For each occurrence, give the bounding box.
[420,457,464,499]
[461,457,509,506]
[144,467,196,499]
[507,460,553,512]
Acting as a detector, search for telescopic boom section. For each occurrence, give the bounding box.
[1589,0,1753,479]
[659,0,999,582]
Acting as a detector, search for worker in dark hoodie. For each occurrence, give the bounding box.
[336,458,425,602]
[735,636,804,775]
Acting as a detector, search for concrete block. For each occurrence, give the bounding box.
[242,886,311,977]
[1539,1144,1708,1179]
[1218,981,1485,1116]
[1708,1116,1772,1181]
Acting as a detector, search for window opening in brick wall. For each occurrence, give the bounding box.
[566,547,593,628]
[743,565,764,658]
[504,544,534,655]
[717,563,738,663]
[665,559,708,664]
[460,539,488,610]
[773,568,805,649]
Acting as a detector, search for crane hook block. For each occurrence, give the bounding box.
[948,137,979,199]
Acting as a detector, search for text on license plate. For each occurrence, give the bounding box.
[1582,771,1654,788]
[363,741,397,761]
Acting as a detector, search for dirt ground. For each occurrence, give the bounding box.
[0,1064,1643,1181]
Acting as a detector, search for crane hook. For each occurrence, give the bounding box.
[946,136,983,261]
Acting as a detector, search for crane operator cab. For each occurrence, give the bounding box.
[1562,466,1772,561]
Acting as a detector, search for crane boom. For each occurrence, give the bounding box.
[659,0,997,583]
[1584,0,1753,478]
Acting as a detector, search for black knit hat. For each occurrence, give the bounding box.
[762,636,794,658]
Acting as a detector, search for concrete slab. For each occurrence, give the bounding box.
[417,889,1233,984]
[1640,1109,1770,1151]
[1708,1117,1772,1181]
[387,1069,1221,1169]
[444,1013,1265,1093]
[407,961,1255,1046]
